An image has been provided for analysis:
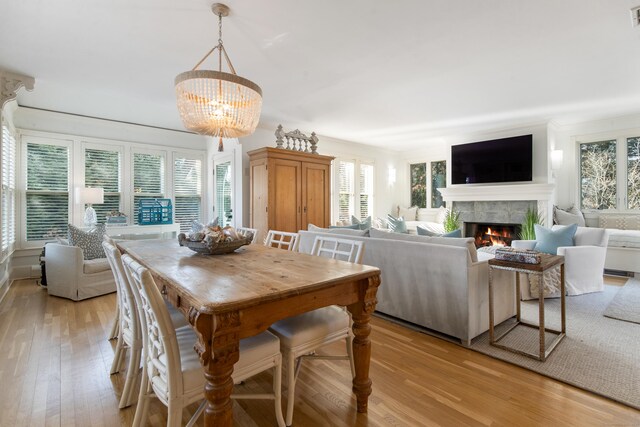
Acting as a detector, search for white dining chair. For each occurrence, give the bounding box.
[103,238,189,409]
[236,226,259,243]
[121,254,286,427]
[268,235,364,426]
[264,230,299,251]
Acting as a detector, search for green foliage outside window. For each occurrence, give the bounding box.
[431,161,446,208]
[579,141,616,210]
[628,137,640,209]
[410,163,426,208]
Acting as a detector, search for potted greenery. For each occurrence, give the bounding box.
[443,208,462,233]
[519,207,542,240]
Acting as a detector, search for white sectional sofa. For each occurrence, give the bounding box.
[297,228,516,345]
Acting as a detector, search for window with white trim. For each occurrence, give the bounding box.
[173,156,202,232]
[133,152,165,224]
[1,123,17,256]
[25,142,70,240]
[85,148,121,223]
[578,135,640,211]
[336,159,374,223]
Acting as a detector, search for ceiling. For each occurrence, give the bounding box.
[2,0,640,151]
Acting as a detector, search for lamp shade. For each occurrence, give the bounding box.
[76,187,104,204]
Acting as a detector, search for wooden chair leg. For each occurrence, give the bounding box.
[110,335,124,374]
[108,306,120,340]
[285,351,296,426]
[132,369,151,427]
[167,402,183,427]
[273,356,286,427]
[120,346,141,408]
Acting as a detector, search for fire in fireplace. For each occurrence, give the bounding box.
[464,222,521,248]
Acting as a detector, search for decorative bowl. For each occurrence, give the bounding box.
[178,233,250,255]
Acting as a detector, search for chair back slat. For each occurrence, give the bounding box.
[264,230,299,251]
[121,254,184,402]
[310,236,364,264]
[102,238,141,344]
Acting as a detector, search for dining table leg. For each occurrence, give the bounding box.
[348,275,381,413]
[191,309,240,427]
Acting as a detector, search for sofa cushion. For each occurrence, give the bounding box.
[608,229,640,248]
[598,214,640,230]
[369,228,478,262]
[416,226,461,238]
[386,214,407,233]
[329,224,360,230]
[534,223,577,254]
[83,257,111,274]
[554,205,586,227]
[68,224,107,260]
[398,206,418,221]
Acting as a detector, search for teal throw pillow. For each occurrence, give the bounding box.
[443,229,462,237]
[351,215,371,230]
[416,227,461,237]
[386,214,407,233]
[329,224,361,230]
[534,223,577,254]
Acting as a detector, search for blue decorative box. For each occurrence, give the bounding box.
[138,198,173,225]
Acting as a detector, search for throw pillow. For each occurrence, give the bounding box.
[416,227,462,238]
[397,206,418,221]
[416,226,439,236]
[534,223,577,255]
[372,217,388,229]
[435,206,448,224]
[351,215,372,230]
[68,223,107,260]
[443,229,462,237]
[554,206,585,227]
[386,214,407,233]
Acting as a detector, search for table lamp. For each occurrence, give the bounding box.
[76,187,104,226]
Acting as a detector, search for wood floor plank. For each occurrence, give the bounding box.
[0,279,638,426]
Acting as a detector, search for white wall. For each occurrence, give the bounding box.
[238,126,403,227]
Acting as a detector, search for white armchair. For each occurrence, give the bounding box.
[512,226,609,297]
[45,242,116,301]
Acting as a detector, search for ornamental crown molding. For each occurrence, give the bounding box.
[0,70,35,109]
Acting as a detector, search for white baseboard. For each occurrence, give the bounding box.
[11,265,35,281]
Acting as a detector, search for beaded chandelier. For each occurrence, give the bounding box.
[175,3,262,151]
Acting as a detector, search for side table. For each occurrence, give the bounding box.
[488,254,566,361]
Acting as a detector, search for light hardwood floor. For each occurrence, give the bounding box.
[0,278,638,427]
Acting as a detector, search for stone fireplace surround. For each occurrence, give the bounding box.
[438,183,555,240]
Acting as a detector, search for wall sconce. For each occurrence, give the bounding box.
[388,167,396,186]
[551,149,564,171]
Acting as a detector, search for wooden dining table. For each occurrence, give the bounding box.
[116,239,381,427]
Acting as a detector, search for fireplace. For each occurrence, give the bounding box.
[465,222,521,248]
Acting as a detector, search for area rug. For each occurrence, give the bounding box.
[603,278,640,324]
[470,285,640,410]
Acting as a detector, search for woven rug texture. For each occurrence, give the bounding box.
[470,283,640,410]
[603,278,640,324]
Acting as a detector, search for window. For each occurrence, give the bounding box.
[85,148,121,223]
[337,160,355,222]
[174,156,202,232]
[133,152,165,224]
[410,161,446,209]
[26,142,70,240]
[359,163,374,220]
[578,135,640,211]
[336,159,374,222]
[215,160,233,227]
[1,123,16,256]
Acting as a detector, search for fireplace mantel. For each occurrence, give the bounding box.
[438,183,555,227]
[438,183,555,203]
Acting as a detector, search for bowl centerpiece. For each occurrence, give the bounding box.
[178,222,254,255]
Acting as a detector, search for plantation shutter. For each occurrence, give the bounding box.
[1,124,16,254]
[338,160,355,222]
[85,148,121,223]
[133,152,165,224]
[358,163,374,220]
[215,161,232,227]
[174,157,202,232]
[26,143,69,240]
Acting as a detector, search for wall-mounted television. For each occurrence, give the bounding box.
[451,134,533,185]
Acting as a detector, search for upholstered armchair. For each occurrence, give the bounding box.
[45,242,116,301]
[512,226,609,297]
